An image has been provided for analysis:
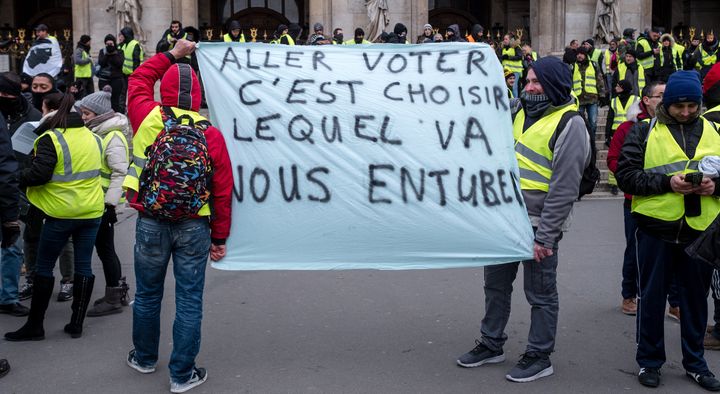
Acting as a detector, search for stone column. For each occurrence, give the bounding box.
[72,0,90,48]
[530,0,565,56]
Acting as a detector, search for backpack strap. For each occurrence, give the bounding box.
[161,106,194,128]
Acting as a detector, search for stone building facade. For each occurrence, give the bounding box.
[0,0,718,58]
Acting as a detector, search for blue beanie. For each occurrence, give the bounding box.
[663,70,702,109]
[529,56,572,106]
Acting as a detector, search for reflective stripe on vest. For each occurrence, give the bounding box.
[631,119,720,231]
[74,50,92,78]
[122,40,143,75]
[223,33,246,43]
[700,47,719,67]
[26,127,105,219]
[611,96,638,130]
[636,38,655,69]
[618,63,646,92]
[512,104,578,192]
[123,106,211,216]
[100,130,129,198]
[502,47,523,73]
[573,62,597,96]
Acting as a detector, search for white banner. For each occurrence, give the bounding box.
[197,42,534,270]
[23,39,63,77]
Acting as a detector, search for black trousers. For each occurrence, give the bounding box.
[635,228,712,373]
[94,207,121,287]
[98,77,126,114]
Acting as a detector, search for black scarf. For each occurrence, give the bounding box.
[521,92,552,120]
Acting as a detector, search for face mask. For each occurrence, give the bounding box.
[32,91,48,111]
[106,45,116,53]
[0,96,20,116]
[334,34,343,42]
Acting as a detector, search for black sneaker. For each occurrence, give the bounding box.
[170,367,207,393]
[456,340,505,368]
[687,371,720,391]
[638,367,661,387]
[57,281,73,302]
[506,352,554,382]
[18,281,33,301]
[0,302,29,317]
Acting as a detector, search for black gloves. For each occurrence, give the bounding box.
[104,204,118,224]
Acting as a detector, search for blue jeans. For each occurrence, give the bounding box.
[35,218,99,279]
[132,216,211,384]
[512,72,522,98]
[0,235,23,304]
[578,103,598,143]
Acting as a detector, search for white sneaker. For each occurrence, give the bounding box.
[126,349,156,374]
[170,367,207,393]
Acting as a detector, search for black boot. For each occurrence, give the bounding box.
[64,274,95,338]
[5,275,54,341]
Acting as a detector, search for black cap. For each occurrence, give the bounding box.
[35,24,48,32]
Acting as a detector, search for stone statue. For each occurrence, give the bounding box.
[107,0,146,45]
[593,0,620,42]
[365,0,389,42]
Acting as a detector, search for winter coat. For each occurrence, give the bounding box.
[616,103,720,243]
[98,47,124,80]
[607,101,648,201]
[0,115,18,223]
[87,113,131,206]
[127,52,232,243]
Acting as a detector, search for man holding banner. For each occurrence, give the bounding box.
[457,57,591,383]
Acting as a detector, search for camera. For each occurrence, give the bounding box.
[684,172,704,187]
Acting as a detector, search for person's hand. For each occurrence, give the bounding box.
[533,242,554,262]
[502,54,509,60]
[210,244,226,261]
[670,174,697,195]
[653,47,660,54]
[694,176,716,196]
[1,221,20,248]
[104,204,117,224]
[169,39,196,59]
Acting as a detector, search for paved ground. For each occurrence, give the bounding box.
[1,199,718,393]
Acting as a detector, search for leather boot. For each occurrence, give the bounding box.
[64,274,94,338]
[87,286,124,317]
[4,275,54,341]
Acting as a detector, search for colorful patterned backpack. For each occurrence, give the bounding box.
[138,107,213,220]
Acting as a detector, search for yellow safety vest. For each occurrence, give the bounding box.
[502,47,523,73]
[166,32,187,50]
[344,39,371,45]
[611,95,638,130]
[636,37,655,70]
[121,40,144,75]
[512,104,578,192]
[699,46,719,67]
[74,50,92,79]
[270,34,295,45]
[658,45,683,71]
[100,130,129,203]
[26,127,104,219]
[631,119,720,231]
[573,62,598,96]
[123,106,211,216]
[223,33,246,43]
[617,63,646,92]
[588,49,601,65]
[604,49,614,72]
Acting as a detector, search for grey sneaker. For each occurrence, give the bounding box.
[57,281,73,302]
[456,339,505,368]
[126,349,156,374]
[170,367,207,393]
[506,352,554,382]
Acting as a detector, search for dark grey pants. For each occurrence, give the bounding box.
[480,253,559,354]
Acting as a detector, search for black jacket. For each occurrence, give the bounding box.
[20,113,85,189]
[0,116,19,223]
[616,105,720,243]
[98,48,125,79]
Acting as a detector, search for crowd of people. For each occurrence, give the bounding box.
[0,17,718,393]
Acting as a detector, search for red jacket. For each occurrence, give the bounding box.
[127,52,233,243]
[607,106,650,201]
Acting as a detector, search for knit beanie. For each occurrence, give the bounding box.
[702,63,720,102]
[79,35,91,45]
[0,73,22,97]
[79,85,113,115]
[663,70,702,109]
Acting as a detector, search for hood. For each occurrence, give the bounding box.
[120,27,134,41]
[702,36,719,52]
[447,24,461,37]
[160,63,202,111]
[625,101,643,123]
[470,24,483,38]
[104,34,117,45]
[660,33,676,47]
[89,112,131,139]
[529,57,573,106]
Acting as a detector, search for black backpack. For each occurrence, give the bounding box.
[556,110,600,198]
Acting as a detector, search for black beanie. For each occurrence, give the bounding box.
[0,73,22,97]
[80,35,91,45]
